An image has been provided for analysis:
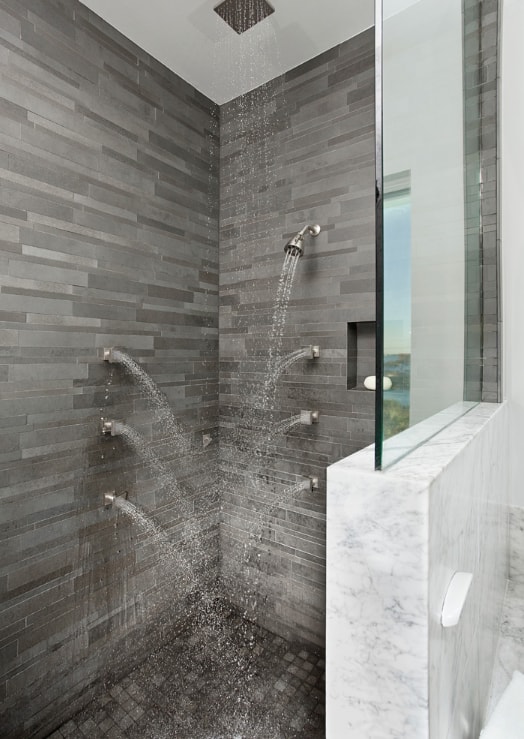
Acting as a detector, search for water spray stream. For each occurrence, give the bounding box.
[96,234,324,737]
[269,414,302,437]
[103,348,191,455]
[273,345,320,380]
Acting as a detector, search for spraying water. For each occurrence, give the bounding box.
[245,476,312,545]
[223,250,301,469]
[115,422,187,502]
[115,497,169,541]
[267,413,301,438]
[113,496,216,603]
[260,250,300,409]
[108,348,191,455]
[100,240,320,739]
[274,346,315,379]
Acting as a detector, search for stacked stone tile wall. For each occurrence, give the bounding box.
[0,1,219,736]
[218,28,376,647]
[480,0,500,401]
[0,0,500,733]
[463,0,500,402]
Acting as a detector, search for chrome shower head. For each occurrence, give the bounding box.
[214,0,275,35]
[284,224,321,257]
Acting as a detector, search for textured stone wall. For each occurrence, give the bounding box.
[480,0,500,401]
[218,28,376,647]
[464,0,500,403]
[0,0,500,733]
[0,1,219,736]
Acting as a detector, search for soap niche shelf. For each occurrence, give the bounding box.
[347,321,375,391]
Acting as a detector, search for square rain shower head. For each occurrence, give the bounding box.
[214,0,275,35]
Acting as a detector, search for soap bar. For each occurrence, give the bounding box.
[364,376,392,391]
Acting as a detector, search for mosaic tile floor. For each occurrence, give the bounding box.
[48,606,325,739]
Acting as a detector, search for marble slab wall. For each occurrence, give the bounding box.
[509,505,524,583]
[326,403,509,738]
[485,506,524,721]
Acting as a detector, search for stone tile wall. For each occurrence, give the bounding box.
[480,0,500,402]
[0,1,219,736]
[218,28,376,647]
[0,0,501,734]
[463,0,500,402]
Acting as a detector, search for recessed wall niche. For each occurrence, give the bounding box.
[347,321,376,390]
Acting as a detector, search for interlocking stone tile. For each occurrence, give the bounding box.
[56,608,324,738]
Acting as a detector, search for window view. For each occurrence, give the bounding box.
[376,0,482,469]
[383,185,411,438]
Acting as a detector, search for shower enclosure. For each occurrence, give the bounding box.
[0,0,376,736]
[326,0,501,737]
[375,0,498,469]
[0,0,498,735]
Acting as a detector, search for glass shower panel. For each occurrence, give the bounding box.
[376,0,483,468]
[383,181,411,438]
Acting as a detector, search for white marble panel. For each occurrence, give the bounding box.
[509,506,524,584]
[428,403,509,739]
[487,580,524,720]
[326,403,509,739]
[326,467,429,738]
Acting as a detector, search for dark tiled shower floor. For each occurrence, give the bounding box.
[49,607,325,739]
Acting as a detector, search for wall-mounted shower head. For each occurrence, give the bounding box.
[308,476,320,492]
[297,475,320,493]
[214,0,275,35]
[101,419,123,437]
[284,224,321,257]
[104,490,129,509]
[299,410,320,425]
[304,345,321,359]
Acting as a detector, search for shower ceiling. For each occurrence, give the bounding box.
[79,0,374,104]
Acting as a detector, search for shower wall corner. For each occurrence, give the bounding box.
[217,26,377,649]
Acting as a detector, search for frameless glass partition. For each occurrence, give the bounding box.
[375,0,483,468]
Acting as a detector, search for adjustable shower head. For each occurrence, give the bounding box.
[284,224,321,257]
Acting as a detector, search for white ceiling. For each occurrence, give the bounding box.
[80,0,375,104]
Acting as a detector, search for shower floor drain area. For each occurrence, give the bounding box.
[48,609,325,738]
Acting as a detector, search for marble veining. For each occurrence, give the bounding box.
[509,506,524,584]
[486,580,524,721]
[381,401,478,470]
[428,404,509,739]
[486,506,524,722]
[326,403,509,738]
[326,468,428,737]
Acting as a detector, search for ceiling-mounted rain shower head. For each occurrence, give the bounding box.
[214,0,275,35]
[284,224,321,257]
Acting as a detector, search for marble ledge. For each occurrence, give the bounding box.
[326,401,507,739]
[329,401,504,485]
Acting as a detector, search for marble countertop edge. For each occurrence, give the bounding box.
[328,402,506,489]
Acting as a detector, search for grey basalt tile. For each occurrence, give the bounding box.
[0,3,23,34]
[8,259,88,288]
[20,124,99,171]
[0,182,74,221]
[219,29,375,647]
[0,4,217,736]
[75,104,140,143]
